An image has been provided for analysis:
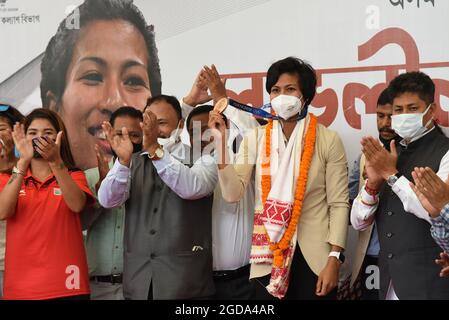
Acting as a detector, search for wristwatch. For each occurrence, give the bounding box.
[148,145,164,161]
[387,172,401,187]
[329,251,345,264]
[12,166,25,176]
[214,97,228,113]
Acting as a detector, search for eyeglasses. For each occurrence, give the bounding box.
[0,104,11,112]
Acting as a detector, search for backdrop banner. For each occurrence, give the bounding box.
[1,0,448,295]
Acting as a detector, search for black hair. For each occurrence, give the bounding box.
[145,95,182,120]
[388,71,435,105]
[0,103,25,127]
[266,57,317,108]
[110,106,143,127]
[40,0,161,108]
[377,88,392,106]
[186,105,213,129]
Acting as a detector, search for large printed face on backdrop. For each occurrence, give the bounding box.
[47,20,151,170]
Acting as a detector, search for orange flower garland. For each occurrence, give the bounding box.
[261,119,273,203]
[262,115,318,268]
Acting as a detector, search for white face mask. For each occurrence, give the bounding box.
[270,95,303,120]
[391,104,433,140]
[157,120,182,150]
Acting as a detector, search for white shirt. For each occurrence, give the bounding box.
[98,158,131,209]
[351,149,449,231]
[98,146,217,208]
[183,101,260,271]
[154,151,218,200]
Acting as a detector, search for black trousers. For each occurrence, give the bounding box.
[213,265,255,300]
[253,245,337,300]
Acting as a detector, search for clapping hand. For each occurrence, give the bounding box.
[361,137,398,185]
[201,65,227,104]
[183,70,213,107]
[102,121,133,167]
[410,167,449,217]
[12,122,33,163]
[436,252,449,277]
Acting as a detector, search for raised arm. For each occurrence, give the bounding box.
[141,108,217,199]
[410,166,449,253]
[181,69,213,118]
[350,137,386,230]
[208,110,256,202]
[0,123,33,220]
[97,121,133,208]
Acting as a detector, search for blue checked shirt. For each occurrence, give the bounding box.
[430,203,449,253]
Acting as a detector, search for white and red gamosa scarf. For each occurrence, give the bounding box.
[250,114,316,299]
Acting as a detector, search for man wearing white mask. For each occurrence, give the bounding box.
[144,95,186,161]
[351,71,449,299]
[209,57,349,300]
[140,94,219,200]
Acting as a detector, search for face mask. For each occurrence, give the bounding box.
[157,121,182,149]
[391,104,433,140]
[270,95,303,120]
[132,143,142,154]
[157,137,171,146]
